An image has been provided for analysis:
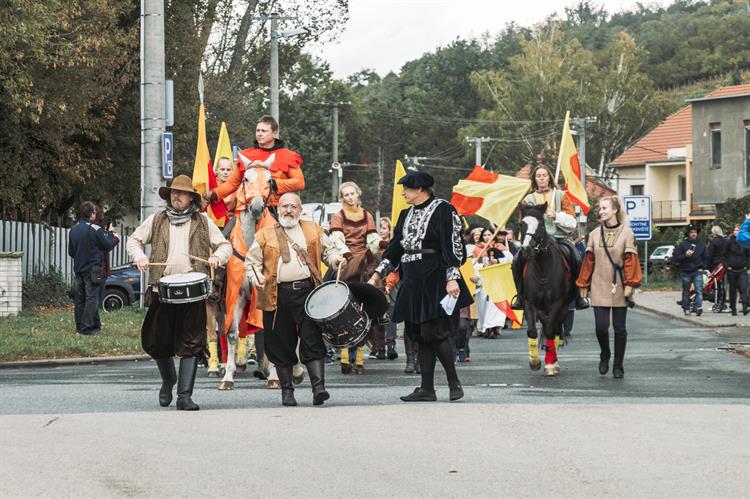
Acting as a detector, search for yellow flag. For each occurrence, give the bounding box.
[213,121,233,168]
[555,111,590,215]
[459,259,476,297]
[478,261,523,327]
[451,166,530,228]
[191,102,211,196]
[390,160,409,223]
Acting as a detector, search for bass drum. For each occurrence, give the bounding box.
[304,281,370,349]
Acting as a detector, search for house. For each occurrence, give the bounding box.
[607,106,692,226]
[687,84,750,206]
[608,84,750,226]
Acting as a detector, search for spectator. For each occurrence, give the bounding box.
[673,225,707,316]
[738,215,750,249]
[68,201,119,335]
[93,204,120,310]
[705,225,727,310]
[723,223,750,316]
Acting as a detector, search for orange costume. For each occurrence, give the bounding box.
[212,139,304,209]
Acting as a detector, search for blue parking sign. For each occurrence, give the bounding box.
[623,195,651,241]
[162,132,173,179]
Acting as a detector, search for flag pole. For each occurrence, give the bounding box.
[554,110,569,185]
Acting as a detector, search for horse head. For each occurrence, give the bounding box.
[238,153,272,220]
[519,203,548,251]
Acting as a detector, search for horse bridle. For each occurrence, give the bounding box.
[523,220,550,253]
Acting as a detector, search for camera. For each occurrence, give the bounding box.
[689,244,696,251]
[626,297,635,309]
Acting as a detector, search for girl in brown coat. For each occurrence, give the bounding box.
[576,196,642,378]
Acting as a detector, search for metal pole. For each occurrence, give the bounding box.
[270,14,279,123]
[331,104,339,199]
[376,146,383,222]
[644,240,649,287]
[475,138,482,166]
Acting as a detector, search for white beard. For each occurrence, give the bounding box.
[279,216,299,228]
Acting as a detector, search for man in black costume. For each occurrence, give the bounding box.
[369,171,473,402]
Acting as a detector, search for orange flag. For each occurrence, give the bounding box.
[555,111,590,215]
[478,261,523,328]
[451,166,530,227]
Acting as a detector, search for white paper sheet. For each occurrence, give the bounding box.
[440,294,457,315]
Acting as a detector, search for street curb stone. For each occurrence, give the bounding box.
[0,354,151,370]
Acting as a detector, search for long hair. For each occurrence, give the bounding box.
[530,165,559,192]
[598,195,625,225]
[379,216,392,240]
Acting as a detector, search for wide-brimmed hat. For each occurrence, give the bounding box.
[158,175,201,204]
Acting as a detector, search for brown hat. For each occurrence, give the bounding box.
[158,175,201,204]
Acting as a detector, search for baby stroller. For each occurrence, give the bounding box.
[702,263,726,312]
[676,264,727,313]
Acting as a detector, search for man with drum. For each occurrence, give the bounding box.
[245,193,346,407]
[368,171,473,402]
[127,175,231,411]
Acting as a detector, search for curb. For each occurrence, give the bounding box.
[635,304,745,328]
[0,354,151,370]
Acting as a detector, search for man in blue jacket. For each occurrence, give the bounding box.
[673,225,706,316]
[68,201,119,334]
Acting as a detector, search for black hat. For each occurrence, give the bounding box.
[685,224,701,235]
[398,170,434,189]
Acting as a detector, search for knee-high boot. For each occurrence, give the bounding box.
[176,357,199,411]
[613,330,627,379]
[596,331,611,375]
[435,339,463,401]
[276,365,297,406]
[305,359,330,406]
[155,357,177,407]
[403,335,415,373]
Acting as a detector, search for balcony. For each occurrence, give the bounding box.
[653,200,688,223]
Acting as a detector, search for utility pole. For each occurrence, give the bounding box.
[376,146,383,222]
[571,116,597,222]
[253,12,301,125]
[140,0,166,222]
[322,101,349,199]
[465,136,500,166]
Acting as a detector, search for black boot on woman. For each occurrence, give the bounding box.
[612,331,627,379]
[595,332,611,375]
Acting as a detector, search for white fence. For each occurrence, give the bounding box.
[0,220,133,283]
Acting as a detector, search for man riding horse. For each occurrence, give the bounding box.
[511,164,589,312]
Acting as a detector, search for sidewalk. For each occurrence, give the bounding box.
[635,290,750,328]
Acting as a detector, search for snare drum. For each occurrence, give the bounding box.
[304,281,370,349]
[158,272,210,304]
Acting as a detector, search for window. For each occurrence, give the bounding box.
[710,123,721,169]
[631,185,644,195]
[678,175,686,201]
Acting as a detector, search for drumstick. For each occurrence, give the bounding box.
[132,262,170,267]
[185,253,225,268]
[335,259,344,287]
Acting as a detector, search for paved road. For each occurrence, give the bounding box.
[1,309,748,498]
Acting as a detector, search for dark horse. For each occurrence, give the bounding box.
[517,203,575,376]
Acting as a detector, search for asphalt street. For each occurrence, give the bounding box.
[1,309,748,498]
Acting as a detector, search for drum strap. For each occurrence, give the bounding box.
[274,224,322,285]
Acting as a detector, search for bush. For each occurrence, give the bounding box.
[23,267,72,309]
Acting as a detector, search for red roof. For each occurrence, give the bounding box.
[702,83,750,99]
[609,106,692,167]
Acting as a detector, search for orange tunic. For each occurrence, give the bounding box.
[213,141,304,207]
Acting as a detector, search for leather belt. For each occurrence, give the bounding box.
[404,248,437,255]
[278,278,315,290]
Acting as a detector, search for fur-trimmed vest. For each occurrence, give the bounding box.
[148,211,211,285]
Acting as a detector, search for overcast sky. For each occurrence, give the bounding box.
[313,0,660,79]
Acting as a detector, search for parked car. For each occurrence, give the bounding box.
[102,265,142,312]
[300,202,342,230]
[648,244,674,269]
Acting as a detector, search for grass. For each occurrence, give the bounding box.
[0,306,146,362]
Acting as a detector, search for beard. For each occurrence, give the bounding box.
[279,214,299,228]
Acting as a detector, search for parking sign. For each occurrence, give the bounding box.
[623,195,651,241]
[162,132,173,179]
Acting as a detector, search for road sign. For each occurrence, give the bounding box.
[162,132,173,179]
[623,195,651,240]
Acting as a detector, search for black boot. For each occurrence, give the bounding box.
[176,357,200,411]
[510,252,526,310]
[403,335,416,373]
[155,357,177,407]
[613,331,627,379]
[596,332,611,375]
[306,359,330,406]
[276,366,297,406]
